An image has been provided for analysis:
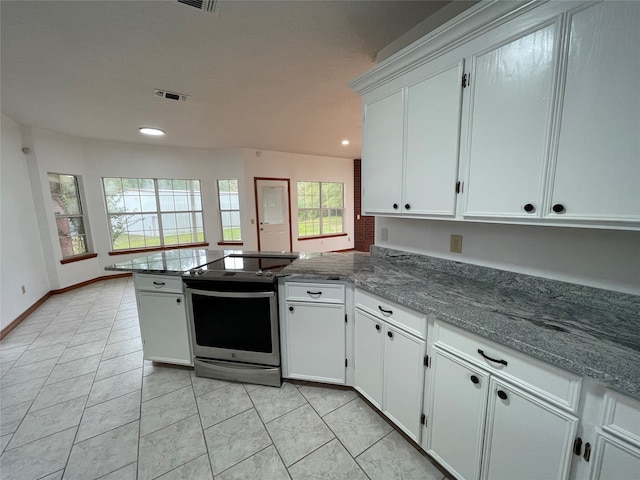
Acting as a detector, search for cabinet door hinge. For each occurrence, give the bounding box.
[421,413,427,426]
[424,355,430,367]
[345,359,348,368]
[345,314,348,323]
[462,73,470,88]
[455,181,464,194]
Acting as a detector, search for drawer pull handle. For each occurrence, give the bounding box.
[478,349,508,366]
[153,281,166,286]
[497,390,508,400]
[470,375,479,384]
[375,324,381,331]
[378,306,393,315]
[306,291,322,296]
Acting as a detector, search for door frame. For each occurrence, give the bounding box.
[254,177,293,252]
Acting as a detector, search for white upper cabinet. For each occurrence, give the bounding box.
[362,90,404,214]
[351,0,640,230]
[547,1,640,223]
[405,61,464,216]
[463,20,559,219]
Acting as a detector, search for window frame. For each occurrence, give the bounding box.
[297,181,346,239]
[48,172,95,262]
[102,177,206,253]
[216,179,243,245]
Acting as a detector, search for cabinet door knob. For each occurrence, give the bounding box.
[404,203,411,210]
[393,203,399,210]
[552,203,566,214]
[288,306,294,312]
[387,331,393,338]
[497,390,508,400]
[375,324,381,331]
[470,375,479,384]
[523,203,535,213]
[176,298,181,304]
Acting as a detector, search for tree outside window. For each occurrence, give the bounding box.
[48,173,90,258]
[103,177,204,251]
[217,179,242,242]
[297,181,344,237]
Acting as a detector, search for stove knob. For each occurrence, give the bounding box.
[256,269,263,276]
[266,270,273,277]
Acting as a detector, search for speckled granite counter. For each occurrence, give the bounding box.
[104,248,226,275]
[281,247,640,400]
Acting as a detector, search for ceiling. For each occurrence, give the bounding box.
[1,0,452,159]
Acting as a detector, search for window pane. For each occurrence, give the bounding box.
[104,177,203,250]
[217,179,242,241]
[322,183,344,208]
[50,173,89,257]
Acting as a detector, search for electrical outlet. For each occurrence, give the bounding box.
[381,228,388,241]
[21,285,26,294]
[450,234,463,253]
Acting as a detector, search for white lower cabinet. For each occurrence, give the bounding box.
[425,321,579,480]
[482,377,577,480]
[284,301,346,384]
[282,281,346,384]
[589,430,640,480]
[426,348,489,480]
[136,290,192,366]
[354,303,426,442]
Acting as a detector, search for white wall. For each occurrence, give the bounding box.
[376,217,640,294]
[243,149,354,252]
[0,116,49,329]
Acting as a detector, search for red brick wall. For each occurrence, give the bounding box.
[354,159,375,252]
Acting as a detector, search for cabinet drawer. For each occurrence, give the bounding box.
[355,289,426,340]
[134,274,184,294]
[602,391,640,444]
[434,320,581,412]
[285,282,345,304]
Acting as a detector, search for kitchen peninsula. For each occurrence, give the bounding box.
[106,246,640,399]
[107,246,640,480]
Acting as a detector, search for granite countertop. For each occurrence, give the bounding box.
[105,248,227,275]
[281,247,640,400]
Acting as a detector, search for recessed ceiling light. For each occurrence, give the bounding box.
[341,139,350,146]
[139,127,164,136]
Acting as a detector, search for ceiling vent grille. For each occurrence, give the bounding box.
[177,0,222,15]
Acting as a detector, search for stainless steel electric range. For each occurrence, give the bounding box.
[183,253,298,387]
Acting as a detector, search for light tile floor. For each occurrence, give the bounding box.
[0,277,450,480]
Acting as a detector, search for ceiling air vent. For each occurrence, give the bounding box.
[177,0,222,15]
[155,89,190,102]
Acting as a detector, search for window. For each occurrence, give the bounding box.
[217,179,242,242]
[48,173,91,258]
[297,181,344,238]
[103,177,204,251]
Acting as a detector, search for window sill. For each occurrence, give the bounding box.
[60,253,98,265]
[108,243,209,256]
[298,233,347,241]
[217,241,244,246]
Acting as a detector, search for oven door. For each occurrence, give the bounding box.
[186,287,280,366]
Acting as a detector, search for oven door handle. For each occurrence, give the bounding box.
[185,288,275,299]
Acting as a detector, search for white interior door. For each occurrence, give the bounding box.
[255,178,291,252]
